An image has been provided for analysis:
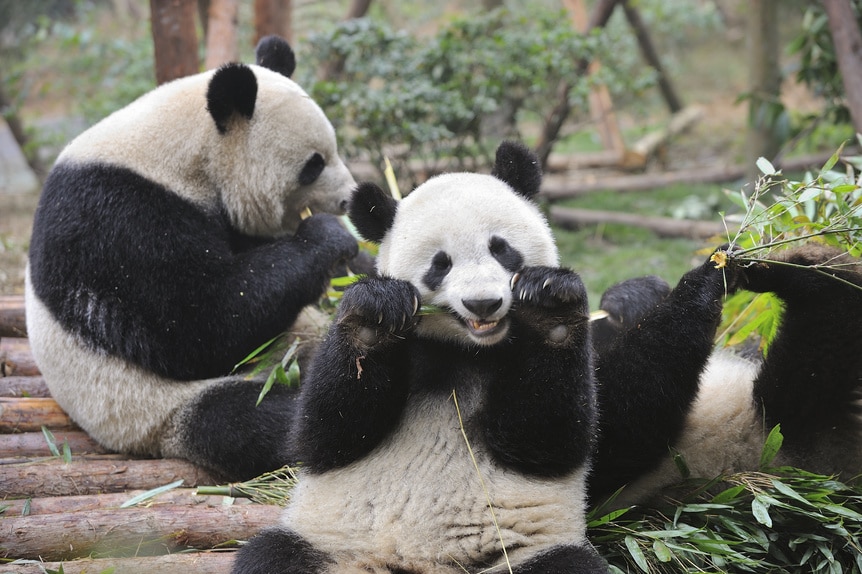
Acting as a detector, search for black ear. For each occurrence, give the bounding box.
[206,63,257,134]
[255,35,296,78]
[490,141,542,199]
[349,183,398,243]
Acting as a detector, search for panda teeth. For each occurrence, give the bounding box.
[469,319,498,333]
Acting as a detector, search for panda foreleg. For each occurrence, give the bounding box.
[231,527,332,574]
[588,249,745,499]
[163,379,300,482]
[485,266,596,477]
[508,544,609,574]
[291,276,420,472]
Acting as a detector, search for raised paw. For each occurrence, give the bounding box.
[297,213,359,263]
[337,276,420,348]
[511,266,589,345]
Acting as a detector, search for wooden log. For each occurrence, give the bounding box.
[0,488,248,516]
[0,397,75,432]
[0,503,279,561]
[0,376,49,398]
[0,551,238,573]
[626,105,704,169]
[0,456,215,498]
[0,430,106,458]
[0,296,26,338]
[0,338,38,378]
[549,205,735,240]
[0,553,236,574]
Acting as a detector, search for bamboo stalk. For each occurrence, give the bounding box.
[0,551,238,573]
[0,430,106,458]
[0,376,49,398]
[0,456,215,498]
[0,397,75,432]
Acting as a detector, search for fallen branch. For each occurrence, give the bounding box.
[0,551,238,573]
[0,430,106,458]
[549,205,734,239]
[0,376,48,398]
[0,456,215,498]
[0,397,75,432]
[0,338,38,378]
[0,296,26,338]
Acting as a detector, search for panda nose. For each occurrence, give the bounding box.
[462,298,503,319]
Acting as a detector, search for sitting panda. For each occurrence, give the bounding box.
[232,141,610,573]
[588,242,862,507]
[25,36,359,481]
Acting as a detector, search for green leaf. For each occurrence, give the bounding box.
[624,535,650,572]
[41,426,60,457]
[652,539,674,563]
[760,424,784,468]
[820,143,845,173]
[756,156,777,175]
[752,495,773,527]
[121,479,184,508]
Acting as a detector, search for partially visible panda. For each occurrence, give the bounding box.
[232,141,610,573]
[25,36,359,481]
[588,242,862,507]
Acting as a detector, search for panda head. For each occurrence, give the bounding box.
[349,141,558,347]
[205,35,355,236]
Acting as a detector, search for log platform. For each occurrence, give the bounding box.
[0,295,277,573]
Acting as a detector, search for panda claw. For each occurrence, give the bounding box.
[542,278,552,289]
[412,296,419,315]
[377,312,383,324]
[510,273,521,291]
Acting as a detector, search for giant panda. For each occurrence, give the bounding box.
[24,36,359,481]
[232,141,610,574]
[587,242,862,508]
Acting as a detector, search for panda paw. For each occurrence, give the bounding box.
[512,266,589,345]
[296,213,358,263]
[336,276,420,349]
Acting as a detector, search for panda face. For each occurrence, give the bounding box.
[376,172,558,347]
[212,66,355,237]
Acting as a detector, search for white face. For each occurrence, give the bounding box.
[214,66,355,237]
[377,173,559,347]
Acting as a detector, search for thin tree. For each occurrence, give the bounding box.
[318,0,373,81]
[254,0,292,46]
[204,0,239,69]
[745,0,781,178]
[150,0,199,85]
[822,0,862,135]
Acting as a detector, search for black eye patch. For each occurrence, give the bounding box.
[299,152,325,186]
[423,250,452,290]
[489,236,523,272]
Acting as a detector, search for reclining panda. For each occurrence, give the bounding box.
[231,141,862,573]
[25,36,360,481]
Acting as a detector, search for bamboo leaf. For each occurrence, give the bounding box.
[751,495,773,527]
[760,424,784,468]
[652,539,673,563]
[121,479,185,508]
[624,535,650,572]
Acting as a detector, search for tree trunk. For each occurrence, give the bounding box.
[745,0,781,179]
[150,0,200,85]
[204,0,239,69]
[620,0,683,113]
[534,0,618,169]
[318,0,373,81]
[0,504,279,561]
[254,0,293,45]
[823,0,862,135]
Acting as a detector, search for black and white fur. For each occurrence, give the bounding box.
[232,141,609,574]
[588,243,862,507]
[25,36,358,481]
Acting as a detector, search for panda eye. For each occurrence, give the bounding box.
[423,250,452,291]
[489,235,523,272]
[298,152,325,186]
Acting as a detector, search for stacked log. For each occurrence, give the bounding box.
[0,296,274,572]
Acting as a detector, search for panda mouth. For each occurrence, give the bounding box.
[463,317,508,338]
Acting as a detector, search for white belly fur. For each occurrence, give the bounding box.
[613,351,764,508]
[283,391,590,573]
[24,267,214,457]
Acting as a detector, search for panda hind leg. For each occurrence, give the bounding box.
[509,544,609,574]
[231,527,331,574]
[163,378,300,482]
